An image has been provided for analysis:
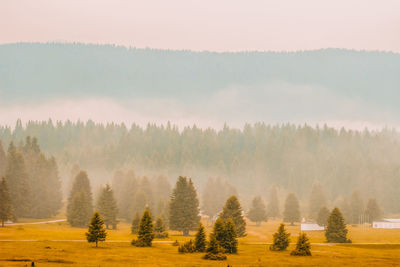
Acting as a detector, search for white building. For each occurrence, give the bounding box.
[372,219,400,229]
[300,223,325,231]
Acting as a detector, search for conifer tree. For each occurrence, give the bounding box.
[67,171,93,227]
[131,212,140,234]
[213,217,226,244]
[5,142,30,218]
[96,184,119,229]
[204,233,227,261]
[309,181,326,220]
[350,190,364,224]
[169,176,200,236]
[0,177,13,227]
[283,193,300,225]
[267,185,280,218]
[325,207,350,243]
[270,223,290,251]
[316,206,330,227]
[133,208,154,247]
[86,211,107,247]
[247,196,268,226]
[290,232,311,256]
[337,196,352,224]
[194,222,206,252]
[0,141,6,177]
[365,198,383,224]
[223,218,238,254]
[154,217,168,238]
[220,196,246,237]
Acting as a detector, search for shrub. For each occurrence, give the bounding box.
[178,240,196,253]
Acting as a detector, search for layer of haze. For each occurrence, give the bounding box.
[1,0,400,52]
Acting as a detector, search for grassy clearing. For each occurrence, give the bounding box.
[1,220,400,266]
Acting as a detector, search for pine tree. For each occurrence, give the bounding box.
[325,207,350,243]
[220,196,246,237]
[365,198,383,224]
[267,185,280,219]
[5,142,30,219]
[131,212,140,234]
[213,217,226,244]
[337,196,352,224]
[316,206,330,227]
[309,181,326,220]
[0,141,6,177]
[350,190,364,224]
[86,211,107,247]
[290,232,311,256]
[204,233,227,261]
[223,218,238,254]
[194,222,206,252]
[169,176,200,236]
[67,171,93,227]
[133,208,154,247]
[283,193,300,225]
[154,217,168,238]
[0,177,13,227]
[96,184,118,229]
[247,196,267,226]
[270,223,290,251]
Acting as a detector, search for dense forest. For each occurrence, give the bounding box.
[0,120,399,215]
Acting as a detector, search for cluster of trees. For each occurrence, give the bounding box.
[0,138,62,220]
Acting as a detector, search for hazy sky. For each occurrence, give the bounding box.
[1,0,400,52]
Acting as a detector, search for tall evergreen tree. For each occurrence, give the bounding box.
[267,185,280,219]
[270,223,290,251]
[283,193,300,225]
[316,206,330,227]
[86,211,107,247]
[290,232,311,256]
[223,218,238,254]
[131,212,140,234]
[337,196,352,224]
[154,217,168,238]
[365,198,383,224]
[67,171,93,227]
[213,217,226,244]
[325,207,350,243]
[308,181,326,220]
[204,233,227,261]
[0,141,6,177]
[0,177,13,227]
[5,142,30,218]
[133,208,154,247]
[169,176,200,236]
[247,196,268,226]
[350,190,364,224]
[220,196,246,237]
[194,222,206,252]
[96,184,119,229]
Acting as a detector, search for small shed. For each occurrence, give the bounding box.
[372,219,400,229]
[301,223,325,231]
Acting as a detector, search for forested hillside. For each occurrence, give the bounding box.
[1,121,399,213]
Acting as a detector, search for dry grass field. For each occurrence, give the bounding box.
[1,219,400,266]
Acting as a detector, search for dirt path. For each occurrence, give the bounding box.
[5,219,67,226]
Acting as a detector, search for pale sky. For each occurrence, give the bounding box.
[1,0,399,52]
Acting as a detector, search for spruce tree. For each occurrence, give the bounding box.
[194,222,206,252]
[220,196,246,237]
[309,181,326,220]
[96,184,119,229]
[290,232,311,256]
[350,190,364,224]
[316,206,330,227]
[169,176,200,236]
[213,217,226,244]
[204,233,227,261]
[0,177,13,227]
[5,142,30,218]
[270,223,290,251]
[283,193,300,225]
[154,217,168,238]
[365,198,383,224]
[67,171,93,227]
[131,212,140,234]
[133,208,154,247]
[325,207,350,243]
[247,196,268,226]
[0,141,6,177]
[86,211,107,247]
[267,185,280,219]
[223,218,238,254]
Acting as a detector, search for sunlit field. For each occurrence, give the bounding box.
[1,219,400,266]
